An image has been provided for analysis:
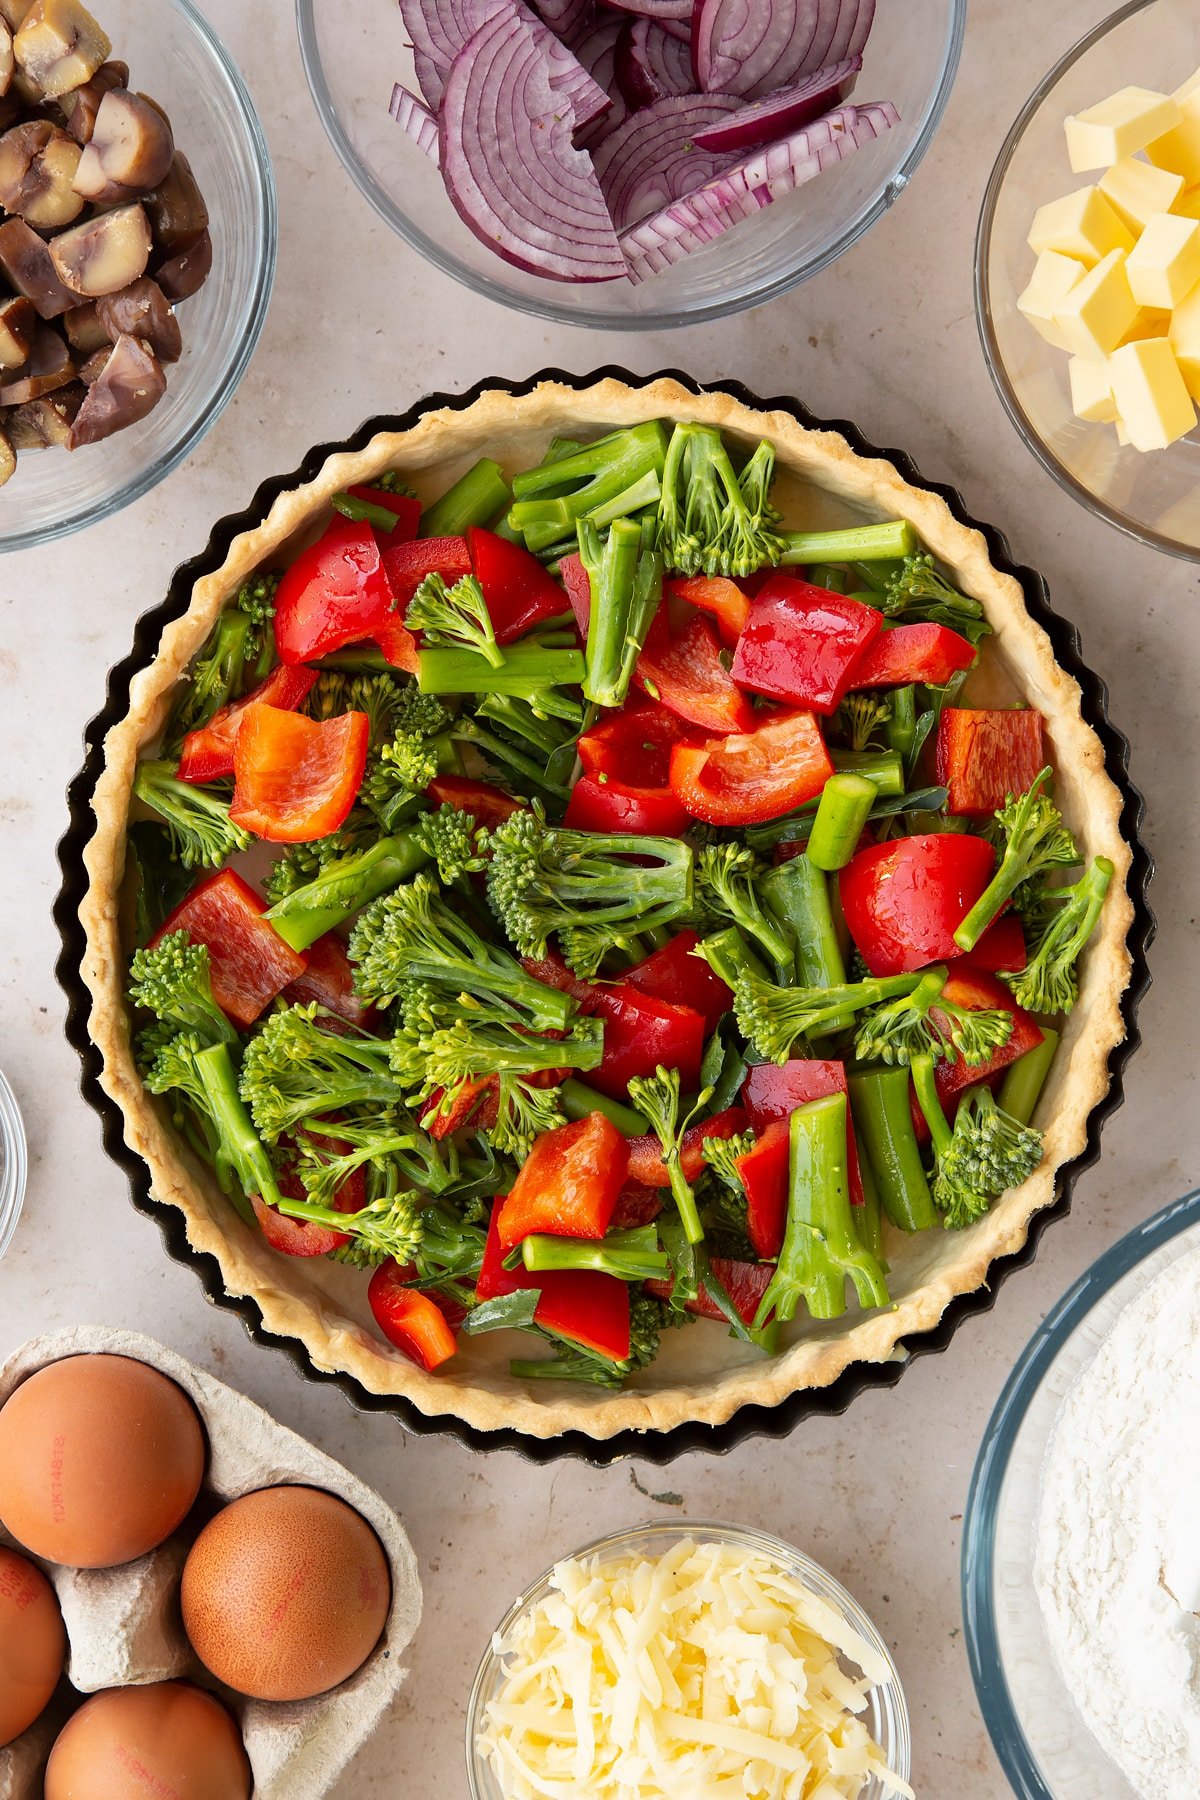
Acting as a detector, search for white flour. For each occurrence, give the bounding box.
[1035,1241,1200,1798]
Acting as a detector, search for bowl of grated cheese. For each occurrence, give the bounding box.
[466,1521,912,1800]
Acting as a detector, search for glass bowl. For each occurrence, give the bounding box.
[962,1186,1200,1798]
[0,1068,27,1261]
[976,0,1200,562]
[0,0,276,554]
[296,0,964,329]
[465,1519,912,1797]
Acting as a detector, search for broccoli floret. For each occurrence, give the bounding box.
[289,1109,433,1211]
[726,963,922,1064]
[487,1073,565,1159]
[133,761,251,870]
[625,1065,714,1247]
[235,570,280,673]
[390,986,602,1098]
[695,843,792,975]
[484,806,693,977]
[413,803,486,886]
[143,1033,278,1224]
[881,553,991,646]
[360,731,443,833]
[1004,856,1114,1016]
[171,611,253,737]
[955,770,1080,953]
[834,691,892,753]
[128,932,239,1054]
[238,1003,402,1141]
[853,964,1015,1068]
[657,423,784,578]
[406,572,503,668]
[273,1175,427,1265]
[261,819,405,918]
[911,1055,1043,1230]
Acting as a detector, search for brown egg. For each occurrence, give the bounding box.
[0,1354,206,1568]
[0,1545,66,1746]
[181,1485,391,1701]
[44,1681,250,1800]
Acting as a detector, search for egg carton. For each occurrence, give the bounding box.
[0,1326,422,1800]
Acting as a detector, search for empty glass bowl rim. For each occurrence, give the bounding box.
[0,1067,28,1261]
[961,1185,1200,1799]
[0,0,278,556]
[295,0,966,330]
[974,0,1200,565]
[465,1517,911,1796]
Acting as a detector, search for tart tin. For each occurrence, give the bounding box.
[52,367,1155,1466]
[0,1068,27,1261]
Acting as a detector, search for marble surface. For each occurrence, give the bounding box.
[0,1,1193,1794]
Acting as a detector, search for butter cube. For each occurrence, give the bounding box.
[1126,212,1200,307]
[1028,187,1135,265]
[1147,67,1200,181]
[1099,157,1184,231]
[1017,249,1086,349]
[1053,249,1138,357]
[1065,86,1181,171]
[1168,278,1200,402]
[1107,338,1197,449]
[1174,187,1200,221]
[1121,306,1174,344]
[1068,355,1119,423]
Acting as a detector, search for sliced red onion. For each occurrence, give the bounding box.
[440,11,627,281]
[828,0,875,63]
[534,0,593,38]
[398,0,609,124]
[592,93,740,229]
[691,56,860,152]
[389,83,441,162]
[614,17,694,108]
[619,99,898,279]
[606,0,691,19]
[572,11,627,146]
[693,0,860,98]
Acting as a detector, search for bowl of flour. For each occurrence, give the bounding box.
[962,1187,1200,1800]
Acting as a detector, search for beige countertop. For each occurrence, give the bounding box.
[0,1,1192,1793]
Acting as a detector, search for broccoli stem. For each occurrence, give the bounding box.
[695,925,769,991]
[421,457,511,537]
[829,747,905,796]
[807,774,877,872]
[559,1078,649,1137]
[885,686,918,765]
[509,423,668,554]
[744,785,947,853]
[953,771,1075,953]
[754,1094,890,1326]
[778,521,918,566]
[518,1226,670,1282]
[264,831,429,952]
[847,1066,937,1232]
[450,718,571,802]
[908,1053,954,1160]
[997,1027,1059,1124]
[805,564,849,593]
[578,517,637,708]
[761,854,849,1028]
[855,1147,887,1265]
[193,1043,277,1225]
[417,644,584,698]
[315,645,392,672]
[332,492,402,531]
[848,558,904,593]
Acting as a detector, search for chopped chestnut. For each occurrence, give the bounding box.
[144,147,207,252]
[0,117,82,225]
[72,84,170,198]
[13,0,110,100]
[95,274,179,361]
[0,0,30,33]
[61,296,105,351]
[67,329,162,446]
[0,293,35,366]
[58,53,123,141]
[0,317,72,403]
[0,18,12,96]
[154,225,209,302]
[76,340,104,381]
[49,199,149,295]
[6,376,80,445]
[0,214,75,315]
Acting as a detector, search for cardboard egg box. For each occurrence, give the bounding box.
[0,1326,422,1799]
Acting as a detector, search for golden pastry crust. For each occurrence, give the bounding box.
[78,377,1136,1441]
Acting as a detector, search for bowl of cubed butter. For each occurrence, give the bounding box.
[976,0,1200,561]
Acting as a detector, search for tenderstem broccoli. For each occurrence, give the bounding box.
[1003,857,1113,1015]
[143,1033,278,1226]
[656,423,785,578]
[753,1094,891,1326]
[264,829,431,952]
[449,716,570,804]
[390,987,603,1094]
[807,773,878,872]
[128,932,239,1055]
[421,456,511,537]
[405,572,503,668]
[413,804,486,886]
[694,843,793,976]
[625,1065,714,1246]
[488,1073,566,1159]
[700,1127,755,1192]
[239,1004,403,1141]
[517,1226,671,1282]
[476,691,583,758]
[133,761,251,870]
[508,422,668,557]
[777,520,918,567]
[274,1183,426,1265]
[730,965,920,1064]
[881,552,991,646]
[417,642,585,701]
[483,806,693,977]
[172,609,253,737]
[760,852,850,1023]
[911,1054,1042,1230]
[847,1066,937,1233]
[578,514,663,709]
[834,693,891,754]
[361,726,457,833]
[954,770,1079,952]
[853,965,1014,1068]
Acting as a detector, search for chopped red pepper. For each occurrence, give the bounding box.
[558,551,591,637]
[152,868,305,1027]
[177,665,317,785]
[564,774,689,837]
[734,1120,790,1260]
[368,1264,458,1370]
[623,929,733,1032]
[421,1076,497,1140]
[425,773,525,829]
[636,611,756,734]
[230,704,369,844]
[381,534,472,613]
[610,1181,664,1229]
[570,701,692,836]
[961,912,1027,974]
[669,707,833,827]
[839,833,996,977]
[665,575,750,646]
[730,576,883,714]
[250,1134,365,1258]
[624,1105,749,1187]
[282,930,372,1030]
[496,1112,629,1251]
[523,950,706,1099]
[476,1197,632,1362]
[935,708,1046,818]
[468,526,566,643]
[273,516,396,666]
[932,966,1044,1112]
[847,622,976,689]
[741,1057,865,1218]
[645,1257,774,1327]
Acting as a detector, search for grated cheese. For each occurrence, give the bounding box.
[478,1539,913,1800]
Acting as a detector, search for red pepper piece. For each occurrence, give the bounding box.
[347,485,420,537]
[468,526,567,643]
[623,928,732,1032]
[839,833,997,977]
[961,912,1027,974]
[152,868,305,1027]
[368,1263,458,1370]
[847,622,976,689]
[421,1076,497,1140]
[425,773,525,829]
[178,666,317,786]
[523,950,706,1100]
[624,1106,749,1187]
[645,1256,775,1327]
[670,707,832,827]
[932,966,1044,1112]
[475,1197,632,1361]
[250,1133,365,1258]
[741,1058,865,1208]
[610,1181,664,1230]
[273,516,396,666]
[935,708,1047,818]
[570,701,692,835]
[477,1196,524,1300]
[230,705,370,844]
[564,775,689,837]
[636,611,756,734]
[735,1120,790,1260]
[381,534,472,613]
[730,576,883,714]
[496,1112,630,1250]
[282,930,372,1030]
[558,551,591,637]
[665,575,750,646]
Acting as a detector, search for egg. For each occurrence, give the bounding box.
[0,1545,66,1746]
[181,1485,391,1701]
[0,1353,206,1568]
[44,1681,250,1800]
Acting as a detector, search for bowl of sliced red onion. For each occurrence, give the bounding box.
[297,0,965,326]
